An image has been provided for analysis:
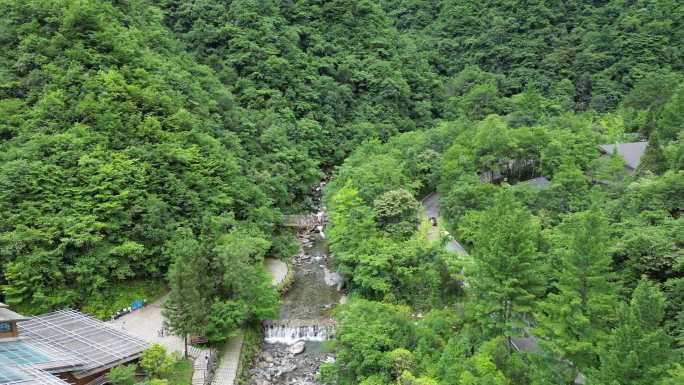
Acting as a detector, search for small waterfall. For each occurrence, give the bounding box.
[263,320,335,345]
[315,209,327,238]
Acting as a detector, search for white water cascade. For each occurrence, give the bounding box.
[315,209,326,238]
[315,225,326,239]
[263,320,335,345]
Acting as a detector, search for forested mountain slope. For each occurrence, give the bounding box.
[322,112,683,385]
[317,2,684,384]
[0,0,683,374]
[0,1,281,320]
[158,0,442,165]
[384,0,684,112]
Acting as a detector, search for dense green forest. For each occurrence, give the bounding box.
[316,2,684,384]
[322,110,683,385]
[1,0,683,383]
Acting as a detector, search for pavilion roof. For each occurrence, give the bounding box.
[19,310,148,378]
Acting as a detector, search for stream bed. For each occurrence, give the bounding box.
[249,229,344,385]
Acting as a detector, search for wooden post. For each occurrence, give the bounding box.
[185,333,188,358]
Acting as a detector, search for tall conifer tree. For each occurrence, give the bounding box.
[470,188,544,339]
[595,279,673,385]
[534,205,618,374]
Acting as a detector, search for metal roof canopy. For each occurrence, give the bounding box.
[0,362,25,384]
[19,310,148,378]
[0,363,70,385]
[0,338,83,373]
[0,341,51,365]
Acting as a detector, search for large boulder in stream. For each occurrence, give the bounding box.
[264,258,288,286]
[323,267,346,290]
[289,341,306,355]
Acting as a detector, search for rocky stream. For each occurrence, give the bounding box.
[248,207,345,385]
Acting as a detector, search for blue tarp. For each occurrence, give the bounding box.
[131,299,145,310]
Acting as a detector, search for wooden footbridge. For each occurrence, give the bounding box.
[282,214,327,229]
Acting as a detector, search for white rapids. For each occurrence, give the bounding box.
[263,320,335,345]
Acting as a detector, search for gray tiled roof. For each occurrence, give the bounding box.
[510,336,541,354]
[598,141,648,170]
[510,335,585,384]
[524,176,551,188]
[0,309,28,323]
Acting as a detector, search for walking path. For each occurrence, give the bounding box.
[191,348,213,385]
[211,336,244,385]
[109,294,186,354]
[420,192,468,256]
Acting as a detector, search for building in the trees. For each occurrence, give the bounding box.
[510,335,586,385]
[598,141,648,171]
[522,176,551,188]
[0,303,147,385]
[0,303,27,339]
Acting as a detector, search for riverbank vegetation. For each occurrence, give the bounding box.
[237,327,262,385]
[1,0,683,380]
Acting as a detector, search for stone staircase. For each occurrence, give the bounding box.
[189,346,217,385]
[188,345,204,359]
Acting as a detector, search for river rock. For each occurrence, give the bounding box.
[289,341,306,355]
[260,351,274,363]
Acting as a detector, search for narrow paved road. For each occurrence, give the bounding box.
[421,193,569,377]
[420,192,468,256]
